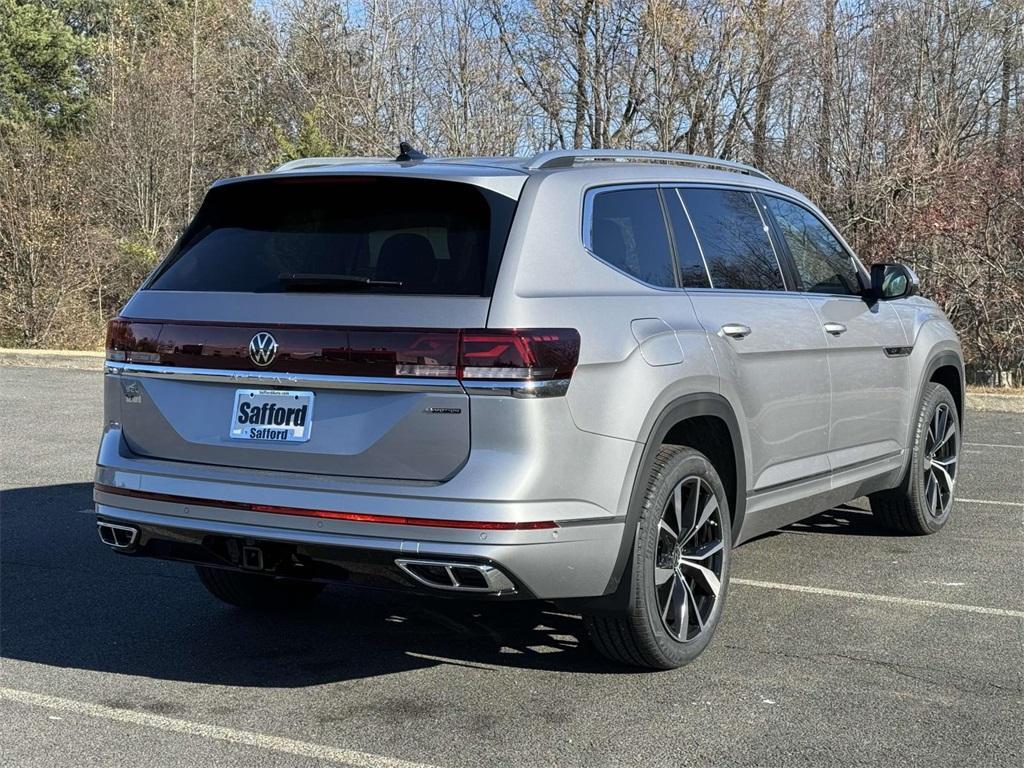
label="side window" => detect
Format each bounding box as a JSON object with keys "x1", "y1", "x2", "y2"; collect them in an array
[
  {"x1": 680, "y1": 189, "x2": 784, "y2": 291},
  {"x1": 765, "y1": 196, "x2": 860, "y2": 295},
  {"x1": 587, "y1": 188, "x2": 676, "y2": 288}
]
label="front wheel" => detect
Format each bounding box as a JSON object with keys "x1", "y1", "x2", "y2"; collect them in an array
[
  {"x1": 585, "y1": 446, "x2": 731, "y2": 669},
  {"x1": 870, "y1": 382, "x2": 961, "y2": 534}
]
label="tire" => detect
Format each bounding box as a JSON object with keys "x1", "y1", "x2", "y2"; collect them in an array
[
  {"x1": 195, "y1": 565, "x2": 324, "y2": 610},
  {"x1": 870, "y1": 382, "x2": 960, "y2": 535},
  {"x1": 584, "y1": 446, "x2": 732, "y2": 670}
]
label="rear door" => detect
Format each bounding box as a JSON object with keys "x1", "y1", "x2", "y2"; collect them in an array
[
  {"x1": 761, "y1": 194, "x2": 911, "y2": 472},
  {"x1": 110, "y1": 174, "x2": 519, "y2": 481},
  {"x1": 666, "y1": 186, "x2": 832, "y2": 492}
]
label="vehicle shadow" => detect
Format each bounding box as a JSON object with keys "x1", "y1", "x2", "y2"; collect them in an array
[
  {"x1": 1, "y1": 483, "x2": 624, "y2": 689},
  {"x1": 781, "y1": 503, "x2": 897, "y2": 537},
  {"x1": 3, "y1": 484, "x2": 904, "y2": 688}
]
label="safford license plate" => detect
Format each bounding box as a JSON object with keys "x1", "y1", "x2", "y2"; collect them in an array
[{"x1": 229, "y1": 389, "x2": 314, "y2": 442}]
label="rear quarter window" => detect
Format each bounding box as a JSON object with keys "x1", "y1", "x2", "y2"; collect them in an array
[
  {"x1": 148, "y1": 177, "x2": 515, "y2": 295},
  {"x1": 586, "y1": 187, "x2": 676, "y2": 288}
]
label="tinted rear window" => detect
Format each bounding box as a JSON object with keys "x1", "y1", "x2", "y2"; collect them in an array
[{"x1": 148, "y1": 177, "x2": 516, "y2": 295}]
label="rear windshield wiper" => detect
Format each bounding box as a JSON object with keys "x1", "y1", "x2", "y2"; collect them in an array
[{"x1": 278, "y1": 273, "x2": 404, "y2": 291}]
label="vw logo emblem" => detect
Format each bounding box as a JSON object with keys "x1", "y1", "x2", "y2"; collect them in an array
[{"x1": 249, "y1": 332, "x2": 278, "y2": 367}]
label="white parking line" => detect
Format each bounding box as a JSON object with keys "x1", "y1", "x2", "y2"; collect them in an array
[
  {"x1": 956, "y1": 497, "x2": 1024, "y2": 508},
  {"x1": 0, "y1": 687, "x2": 438, "y2": 768},
  {"x1": 964, "y1": 442, "x2": 1023, "y2": 450},
  {"x1": 731, "y1": 579, "x2": 1024, "y2": 619}
]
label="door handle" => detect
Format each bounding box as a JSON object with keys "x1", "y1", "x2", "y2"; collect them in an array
[
  {"x1": 823, "y1": 322, "x2": 848, "y2": 336},
  {"x1": 720, "y1": 324, "x2": 752, "y2": 339}
]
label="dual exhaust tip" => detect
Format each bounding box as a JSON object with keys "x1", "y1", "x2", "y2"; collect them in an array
[
  {"x1": 96, "y1": 521, "x2": 138, "y2": 550},
  {"x1": 396, "y1": 559, "x2": 516, "y2": 594}
]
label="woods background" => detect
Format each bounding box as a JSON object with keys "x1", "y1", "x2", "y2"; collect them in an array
[{"x1": 1, "y1": 0, "x2": 1022, "y2": 384}]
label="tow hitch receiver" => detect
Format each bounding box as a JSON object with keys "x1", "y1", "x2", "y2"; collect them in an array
[{"x1": 241, "y1": 545, "x2": 264, "y2": 571}]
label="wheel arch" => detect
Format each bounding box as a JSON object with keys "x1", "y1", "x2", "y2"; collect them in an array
[
  {"x1": 571, "y1": 393, "x2": 746, "y2": 614},
  {"x1": 894, "y1": 349, "x2": 965, "y2": 485},
  {"x1": 928, "y1": 358, "x2": 964, "y2": 427}
]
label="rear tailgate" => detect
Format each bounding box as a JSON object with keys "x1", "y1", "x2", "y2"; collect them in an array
[{"x1": 108, "y1": 173, "x2": 521, "y2": 481}]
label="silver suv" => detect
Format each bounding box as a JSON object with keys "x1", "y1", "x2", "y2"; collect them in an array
[{"x1": 94, "y1": 149, "x2": 964, "y2": 669}]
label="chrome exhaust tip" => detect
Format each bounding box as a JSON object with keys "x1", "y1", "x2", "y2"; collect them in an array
[
  {"x1": 395, "y1": 559, "x2": 516, "y2": 594},
  {"x1": 97, "y1": 520, "x2": 139, "y2": 550}
]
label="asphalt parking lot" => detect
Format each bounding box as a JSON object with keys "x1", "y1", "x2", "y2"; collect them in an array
[{"x1": 1, "y1": 365, "x2": 1021, "y2": 768}]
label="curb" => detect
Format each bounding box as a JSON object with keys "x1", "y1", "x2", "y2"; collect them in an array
[
  {"x1": 0, "y1": 348, "x2": 104, "y2": 371},
  {"x1": 966, "y1": 392, "x2": 1024, "y2": 414}
]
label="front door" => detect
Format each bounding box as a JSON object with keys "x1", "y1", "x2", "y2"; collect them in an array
[{"x1": 761, "y1": 194, "x2": 911, "y2": 474}]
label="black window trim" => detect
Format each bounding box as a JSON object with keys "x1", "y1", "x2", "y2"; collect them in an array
[{"x1": 756, "y1": 191, "x2": 870, "y2": 298}]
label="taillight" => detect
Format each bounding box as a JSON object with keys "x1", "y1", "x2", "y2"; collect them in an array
[
  {"x1": 105, "y1": 317, "x2": 161, "y2": 363},
  {"x1": 105, "y1": 319, "x2": 580, "y2": 393},
  {"x1": 458, "y1": 329, "x2": 580, "y2": 381}
]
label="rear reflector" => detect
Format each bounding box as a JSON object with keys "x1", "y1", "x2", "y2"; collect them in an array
[
  {"x1": 106, "y1": 318, "x2": 580, "y2": 384},
  {"x1": 94, "y1": 484, "x2": 559, "y2": 530}
]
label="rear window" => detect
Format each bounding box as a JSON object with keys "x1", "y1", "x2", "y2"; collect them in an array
[{"x1": 148, "y1": 177, "x2": 516, "y2": 295}]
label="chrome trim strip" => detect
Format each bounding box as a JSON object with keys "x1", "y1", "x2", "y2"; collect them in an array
[
  {"x1": 462, "y1": 379, "x2": 570, "y2": 398},
  {"x1": 105, "y1": 361, "x2": 464, "y2": 393}
]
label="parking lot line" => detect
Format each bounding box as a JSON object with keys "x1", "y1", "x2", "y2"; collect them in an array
[
  {"x1": 964, "y1": 442, "x2": 1023, "y2": 450},
  {"x1": 955, "y1": 497, "x2": 1024, "y2": 508},
  {"x1": 731, "y1": 579, "x2": 1024, "y2": 618},
  {"x1": 0, "y1": 687, "x2": 438, "y2": 768}
]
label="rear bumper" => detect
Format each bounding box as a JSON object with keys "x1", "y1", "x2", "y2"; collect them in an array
[
  {"x1": 94, "y1": 409, "x2": 638, "y2": 599},
  {"x1": 94, "y1": 496, "x2": 624, "y2": 601}
]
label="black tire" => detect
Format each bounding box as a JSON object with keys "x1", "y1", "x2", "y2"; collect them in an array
[
  {"x1": 584, "y1": 446, "x2": 732, "y2": 670},
  {"x1": 870, "y1": 382, "x2": 960, "y2": 535},
  {"x1": 195, "y1": 565, "x2": 324, "y2": 610}
]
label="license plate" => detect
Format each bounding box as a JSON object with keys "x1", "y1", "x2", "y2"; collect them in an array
[{"x1": 229, "y1": 389, "x2": 315, "y2": 442}]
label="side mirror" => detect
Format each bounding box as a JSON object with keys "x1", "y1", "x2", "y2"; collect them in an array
[{"x1": 869, "y1": 263, "x2": 920, "y2": 301}]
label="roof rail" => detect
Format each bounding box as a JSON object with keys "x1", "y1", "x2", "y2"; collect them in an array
[
  {"x1": 525, "y1": 149, "x2": 772, "y2": 181},
  {"x1": 273, "y1": 156, "x2": 389, "y2": 173}
]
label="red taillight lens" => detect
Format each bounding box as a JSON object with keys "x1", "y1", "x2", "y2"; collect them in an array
[
  {"x1": 105, "y1": 319, "x2": 580, "y2": 387},
  {"x1": 105, "y1": 317, "x2": 162, "y2": 363},
  {"x1": 95, "y1": 485, "x2": 558, "y2": 530},
  {"x1": 458, "y1": 329, "x2": 580, "y2": 381}
]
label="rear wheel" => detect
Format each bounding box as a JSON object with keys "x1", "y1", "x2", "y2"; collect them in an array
[
  {"x1": 585, "y1": 446, "x2": 731, "y2": 669},
  {"x1": 195, "y1": 565, "x2": 324, "y2": 610},
  {"x1": 870, "y1": 382, "x2": 960, "y2": 534}
]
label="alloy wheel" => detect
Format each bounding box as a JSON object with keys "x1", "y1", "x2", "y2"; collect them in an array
[
  {"x1": 923, "y1": 402, "x2": 958, "y2": 519},
  {"x1": 654, "y1": 475, "x2": 725, "y2": 642}
]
